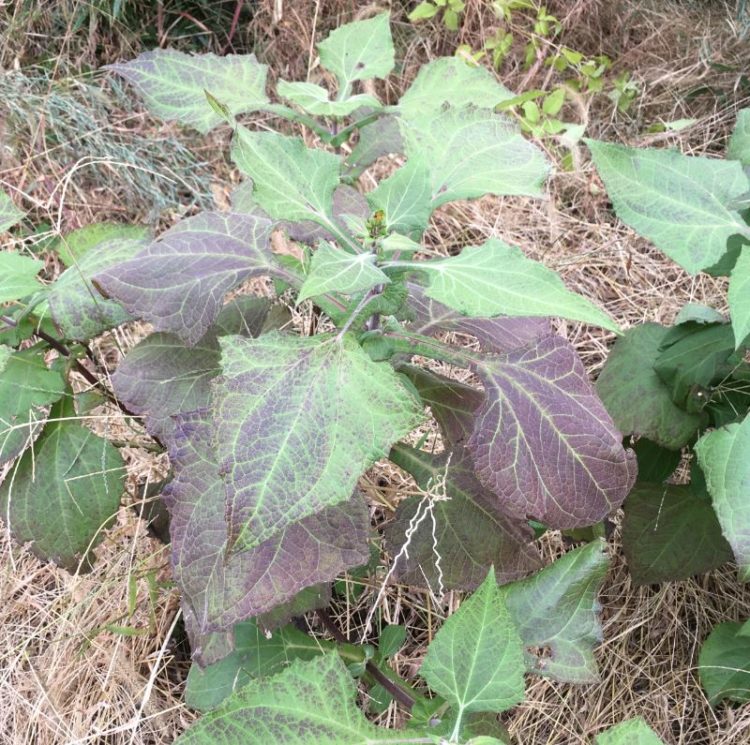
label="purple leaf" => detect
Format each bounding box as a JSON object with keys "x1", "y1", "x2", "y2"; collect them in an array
[
  {"x1": 468, "y1": 334, "x2": 637, "y2": 528},
  {"x1": 386, "y1": 444, "x2": 541, "y2": 590},
  {"x1": 398, "y1": 364, "x2": 483, "y2": 446},
  {"x1": 164, "y1": 410, "x2": 370, "y2": 665},
  {"x1": 94, "y1": 212, "x2": 276, "y2": 346},
  {"x1": 407, "y1": 283, "x2": 552, "y2": 353}
]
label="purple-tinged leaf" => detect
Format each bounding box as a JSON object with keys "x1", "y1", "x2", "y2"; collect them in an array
[
  {"x1": 386, "y1": 444, "x2": 540, "y2": 590},
  {"x1": 468, "y1": 334, "x2": 637, "y2": 529},
  {"x1": 107, "y1": 50, "x2": 269, "y2": 133},
  {"x1": 48, "y1": 234, "x2": 149, "y2": 341},
  {"x1": 94, "y1": 212, "x2": 275, "y2": 346},
  {"x1": 112, "y1": 333, "x2": 220, "y2": 441},
  {"x1": 407, "y1": 283, "x2": 552, "y2": 354},
  {"x1": 111, "y1": 298, "x2": 276, "y2": 441},
  {"x1": 164, "y1": 410, "x2": 370, "y2": 665},
  {"x1": 399, "y1": 364, "x2": 483, "y2": 446},
  {"x1": 214, "y1": 332, "x2": 423, "y2": 552}
]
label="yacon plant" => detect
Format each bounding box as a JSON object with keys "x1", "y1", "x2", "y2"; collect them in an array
[
  {"x1": 587, "y1": 109, "x2": 750, "y2": 706},
  {"x1": 1, "y1": 13, "x2": 640, "y2": 741}
]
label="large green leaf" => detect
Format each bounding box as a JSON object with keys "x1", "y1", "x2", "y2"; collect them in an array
[
  {"x1": 185, "y1": 620, "x2": 347, "y2": 711},
  {"x1": 398, "y1": 57, "x2": 515, "y2": 122},
  {"x1": 699, "y1": 622, "x2": 750, "y2": 705},
  {"x1": 0, "y1": 253, "x2": 43, "y2": 304},
  {"x1": 108, "y1": 50, "x2": 269, "y2": 133},
  {"x1": 586, "y1": 139, "x2": 750, "y2": 274},
  {"x1": 653, "y1": 322, "x2": 736, "y2": 408},
  {"x1": 0, "y1": 190, "x2": 24, "y2": 232},
  {"x1": 47, "y1": 233, "x2": 149, "y2": 341},
  {"x1": 695, "y1": 415, "x2": 750, "y2": 580},
  {"x1": 420, "y1": 568, "x2": 525, "y2": 719},
  {"x1": 231, "y1": 128, "x2": 341, "y2": 226},
  {"x1": 404, "y1": 107, "x2": 550, "y2": 207},
  {"x1": 0, "y1": 347, "x2": 66, "y2": 464},
  {"x1": 728, "y1": 109, "x2": 750, "y2": 167},
  {"x1": 596, "y1": 323, "x2": 703, "y2": 449},
  {"x1": 176, "y1": 653, "x2": 420, "y2": 744},
  {"x1": 277, "y1": 80, "x2": 380, "y2": 117},
  {"x1": 501, "y1": 541, "x2": 610, "y2": 682},
  {"x1": 366, "y1": 158, "x2": 433, "y2": 238},
  {"x1": 0, "y1": 400, "x2": 124, "y2": 570},
  {"x1": 386, "y1": 444, "x2": 541, "y2": 591},
  {"x1": 594, "y1": 718, "x2": 665, "y2": 745},
  {"x1": 214, "y1": 332, "x2": 423, "y2": 552},
  {"x1": 297, "y1": 242, "x2": 389, "y2": 304},
  {"x1": 622, "y1": 484, "x2": 732, "y2": 585},
  {"x1": 317, "y1": 13, "x2": 394, "y2": 93},
  {"x1": 394, "y1": 239, "x2": 617, "y2": 331},
  {"x1": 729, "y1": 246, "x2": 750, "y2": 348}
]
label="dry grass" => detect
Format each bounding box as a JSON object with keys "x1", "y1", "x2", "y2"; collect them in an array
[{"x1": 2, "y1": 0, "x2": 750, "y2": 743}]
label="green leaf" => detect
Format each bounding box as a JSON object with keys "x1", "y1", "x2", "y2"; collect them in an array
[
  {"x1": 297, "y1": 242, "x2": 389, "y2": 304},
  {"x1": 404, "y1": 107, "x2": 550, "y2": 207},
  {"x1": 728, "y1": 109, "x2": 750, "y2": 167},
  {"x1": 409, "y1": 1, "x2": 440, "y2": 21},
  {"x1": 397, "y1": 239, "x2": 617, "y2": 331},
  {"x1": 674, "y1": 302, "x2": 725, "y2": 326},
  {"x1": 344, "y1": 114, "x2": 403, "y2": 177},
  {"x1": 398, "y1": 57, "x2": 515, "y2": 122},
  {"x1": 231, "y1": 128, "x2": 341, "y2": 225},
  {"x1": 177, "y1": 653, "x2": 421, "y2": 744},
  {"x1": 47, "y1": 233, "x2": 149, "y2": 341},
  {"x1": 586, "y1": 139, "x2": 750, "y2": 274},
  {"x1": 377, "y1": 625, "x2": 406, "y2": 659},
  {"x1": 594, "y1": 718, "x2": 665, "y2": 745},
  {"x1": 699, "y1": 622, "x2": 750, "y2": 705},
  {"x1": 108, "y1": 50, "x2": 269, "y2": 133},
  {"x1": 0, "y1": 400, "x2": 124, "y2": 570},
  {"x1": 366, "y1": 158, "x2": 433, "y2": 238},
  {"x1": 215, "y1": 332, "x2": 424, "y2": 552},
  {"x1": 653, "y1": 322, "x2": 736, "y2": 408},
  {"x1": 596, "y1": 323, "x2": 704, "y2": 449},
  {"x1": 0, "y1": 190, "x2": 24, "y2": 231},
  {"x1": 54, "y1": 223, "x2": 149, "y2": 267},
  {"x1": 185, "y1": 620, "x2": 345, "y2": 711},
  {"x1": 695, "y1": 415, "x2": 750, "y2": 580},
  {"x1": 729, "y1": 246, "x2": 750, "y2": 348},
  {"x1": 542, "y1": 88, "x2": 565, "y2": 116},
  {"x1": 420, "y1": 568, "x2": 525, "y2": 718},
  {"x1": 622, "y1": 484, "x2": 732, "y2": 585},
  {"x1": 0, "y1": 347, "x2": 66, "y2": 464},
  {"x1": 277, "y1": 80, "x2": 381, "y2": 117},
  {"x1": 632, "y1": 438, "x2": 681, "y2": 483},
  {"x1": 501, "y1": 540, "x2": 609, "y2": 682},
  {"x1": 317, "y1": 13, "x2": 395, "y2": 92},
  {"x1": 0, "y1": 253, "x2": 44, "y2": 304}
]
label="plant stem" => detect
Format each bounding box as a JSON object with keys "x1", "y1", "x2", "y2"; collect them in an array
[
  {"x1": 329, "y1": 107, "x2": 397, "y2": 148},
  {"x1": 266, "y1": 103, "x2": 332, "y2": 142},
  {"x1": 335, "y1": 287, "x2": 380, "y2": 340},
  {"x1": 317, "y1": 608, "x2": 418, "y2": 711},
  {"x1": 365, "y1": 326, "x2": 478, "y2": 368}
]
